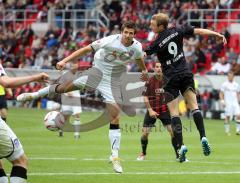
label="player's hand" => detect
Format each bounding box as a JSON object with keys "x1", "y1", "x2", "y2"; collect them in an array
[
  {"x1": 56, "y1": 60, "x2": 67, "y2": 70},
  {"x1": 220, "y1": 99, "x2": 225, "y2": 107},
  {"x1": 143, "y1": 52, "x2": 147, "y2": 58},
  {"x1": 140, "y1": 70, "x2": 149, "y2": 82},
  {"x1": 6, "y1": 88, "x2": 13, "y2": 97},
  {"x1": 149, "y1": 109, "x2": 159, "y2": 119},
  {"x1": 217, "y1": 34, "x2": 227, "y2": 45},
  {"x1": 34, "y1": 72, "x2": 49, "y2": 83}
]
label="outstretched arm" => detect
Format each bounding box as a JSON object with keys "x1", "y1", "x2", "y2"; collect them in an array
[
  {"x1": 56, "y1": 45, "x2": 93, "y2": 70},
  {"x1": 0, "y1": 73, "x2": 49, "y2": 88},
  {"x1": 136, "y1": 57, "x2": 149, "y2": 81},
  {"x1": 194, "y1": 28, "x2": 227, "y2": 45},
  {"x1": 136, "y1": 57, "x2": 147, "y2": 71}
]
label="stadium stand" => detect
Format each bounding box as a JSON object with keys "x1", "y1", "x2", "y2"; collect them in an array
[{"x1": 0, "y1": 0, "x2": 239, "y2": 113}]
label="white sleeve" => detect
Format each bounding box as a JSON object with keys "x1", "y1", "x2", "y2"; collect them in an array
[
  {"x1": 220, "y1": 83, "x2": 225, "y2": 92},
  {"x1": 211, "y1": 63, "x2": 218, "y2": 71},
  {"x1": 90, "y1": 35, "x2": 117, "y2": 52},
  {"x1": 0, "y1": 64, "x2": 6, "y2": 76},
  {"x1": 134, "y1": 43, "x2": 144, "y2": 60},
  {"x1": 237, "y1": 83, "x2": 240, "y2": 93}
]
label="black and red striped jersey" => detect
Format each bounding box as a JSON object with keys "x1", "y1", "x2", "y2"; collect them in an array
[{"x1": 142, "y1": 75, "x2": 168, "y2": 114}]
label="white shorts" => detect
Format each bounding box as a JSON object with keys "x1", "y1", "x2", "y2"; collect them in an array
[
  {"x1": 0, "y1": 118, "x2": 24, "y2": 161},
  {"x1": 225, "y1": 103, "x2": 240, "y2": 117},
  {"x1": 73, "y1": 67, "x2": 122, "y2": 103},
  {"x1": 61, "y1": 105, "x2": 82, "y2": 115}
]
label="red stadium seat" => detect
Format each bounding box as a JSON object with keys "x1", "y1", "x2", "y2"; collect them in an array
[
  {"x1": 229, "y1": 34, "x2": 240, "y2": 51},
  {"x1": 205, "y1": 53, "x2": 212, "y2": 70}
]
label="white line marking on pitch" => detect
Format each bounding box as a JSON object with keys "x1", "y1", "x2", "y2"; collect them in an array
[
  {"x1": 29, "y1": 158, "x2": 77, "y2": 160},
  {"x1": 27, "y1": 157, "x2": 240, "y2": 165},
  {"x1": 28, "y1": 171, "x2": 240, "y2": 176},
  {"x1": 82, "y1": 158, "x2": 239, "y2": 165}
]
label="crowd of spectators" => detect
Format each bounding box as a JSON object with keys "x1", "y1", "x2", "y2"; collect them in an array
[
  {"x1": 0, "y1": 0, "x2": 239, "y2": 74},
  {"x1": 0, "y1": 0, "x2": 240, "y2": 107}
]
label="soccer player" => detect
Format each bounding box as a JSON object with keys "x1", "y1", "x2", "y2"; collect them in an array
[
  {"x1": 219, "y1": 71, "x2": 240, "y2": 136},
  {"x1": 59, "y1": 90, "x2": 82, "y2": 139},
  {"x1": 58, "y1": 63, "x2": 82, "y2": 139},
  {"x1": 145, "y1": 13, "x2": 227, "y2": 162},
  {"x1": 0, "y1": 63, "x2": 49, "y2": 183},
  {"x1": 17, "y1": 21, "x2": 148, "y2": 173},
  {"x1": 137, "y1": 62, "x2": 180, "y2": 161}
]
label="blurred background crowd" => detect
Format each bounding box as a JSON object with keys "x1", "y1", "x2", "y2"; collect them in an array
[{"x1": 0, "y1": 0, "x2": 239, "y2": 114}]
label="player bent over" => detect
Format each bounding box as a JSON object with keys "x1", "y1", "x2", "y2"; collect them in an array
[{"x1": 0, "y1": 63, "x2": 49, "y2": 183}]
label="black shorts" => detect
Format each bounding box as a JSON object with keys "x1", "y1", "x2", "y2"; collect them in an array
[
  {"x1": 0, "y1": 95, "x2": 7, "y2": 109},
  {"x1": 164, "y1": 73, "x2": 195, "y2": 100},
  {"x1": 143, "y1": 111, "x2": 171, "y2": 127}
]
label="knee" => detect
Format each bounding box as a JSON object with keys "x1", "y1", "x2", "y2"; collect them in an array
[
  {"x1": 142, "y1": 128, "x2": 150, "y2": 138},
  {"x1": 11, "y1": 154, "x2": 28, "y2": 169},
  {"x1": 56, "y1": 84, "x2": 65, "y2": 93},
  {"x1": 166, "y1": 125, "x2": 173, "y2": 134},
  {"x1": 1, "y1": 111, "x2": 7, "y2": 117},
  {"x1": 236, "y1": 116, "x2": 240, "y2": 122},
  {"x1": 168, "y1": 104, "x2": 179, "y2": 116},
  {"x1": 0, "y1": 160, "x2": 3, "y2": 169},
  {"x1": 110, "y1": 114, "x2": 120, "y2": 124},
  {"x1": 188, "y1": 102, "x2": 198, "y2": 111},
  {"x1": 142, "y1": 132, "x2": 149, "y2": 139},
  {"x1": 168, "y1": 129, "x2": 174, "y2": 138}
]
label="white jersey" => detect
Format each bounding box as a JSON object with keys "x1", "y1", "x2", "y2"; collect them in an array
[
  {"x1": 0, "y1": 64, "x2": 24, "y2": 161},
  {"x1": 0, "y1": 63, "x2": 6, "y2": 76},
  {"x1": 67, "y1": 90, "x2": 81, "y2": 97},
  {"x1": 90, "y1": 34, "x2": 143, "y2": 77},
  {"x1": 220, "y1": 80, "x2": 240, "y2": 105}
]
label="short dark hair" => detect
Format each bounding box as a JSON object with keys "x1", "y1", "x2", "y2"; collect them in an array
[
  {"x1": 152, "y1": 13, "x2": 169, "y2": 28},
  {"x1": 121, "y1": 21, "x2": 137, "y2": 34}
]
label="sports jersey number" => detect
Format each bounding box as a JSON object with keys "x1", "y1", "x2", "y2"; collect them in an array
[{"x1": 168, "y1": 42, "x2": 178, "y2": 58}]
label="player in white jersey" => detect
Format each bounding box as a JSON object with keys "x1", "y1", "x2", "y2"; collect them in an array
[
  {"x1": 17, "y1": 21, "x2": 148, "y2": 173},
  {"x1": 219, "y1": 71, "x2": 240, "y2": 135},
  {"x1": 0, "y1": 63, "x2": 49, "y2": 183},
  {"x1": 57, "y1": 63, "x2": 82, "y2": 139},
  {"x1": 60, "y1": 90, "x2": 82, "y2": 139}
]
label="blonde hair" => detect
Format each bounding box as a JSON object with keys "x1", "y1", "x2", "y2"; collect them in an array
[{"x1": 152, "y1": 13, "x2": 169, "y2": 28}]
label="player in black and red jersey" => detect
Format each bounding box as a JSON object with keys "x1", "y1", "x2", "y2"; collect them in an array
[
  {"x1": 137, "y1": 62, "x2": 180, "y2": 161},
  {"x1": 145, "y1": 13, "x2": 227, "y2": 162}
]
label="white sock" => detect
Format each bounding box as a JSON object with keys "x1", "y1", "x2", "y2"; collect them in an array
[
  {"x1": 0, "y1": 176, "x2": 8, "y2": 183},
  {"x1": 36, "y1": 86, "x2": 50, "y2": 98},
  {"x1": 10, "y1": 177, "x2": 26, "y2": 183},
  {"x1": 109, "y1": 129, "x2": 121, "y2": 158},
  {"x1": 224, "y1": 123, "x2": 230, "y2": 133},
  {"x1": 73, "y1": 118, "x2": 80, "y2": 137},
  {"x1": 236, "y1": 121, "x2": 240, "y2": 132}
]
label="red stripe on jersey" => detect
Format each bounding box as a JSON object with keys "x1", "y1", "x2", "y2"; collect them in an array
[{"x1": 144, "y1": 76, "x2": 169, "y2": 115}]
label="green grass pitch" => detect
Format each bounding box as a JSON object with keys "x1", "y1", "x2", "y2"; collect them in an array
[{"x1": 2, "y1": 107, "x2": 240, "y2": 183}]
